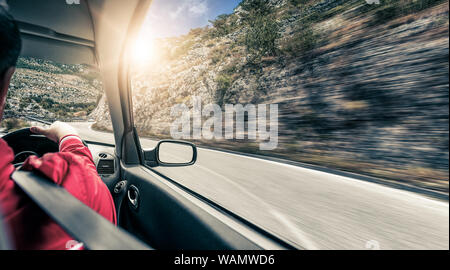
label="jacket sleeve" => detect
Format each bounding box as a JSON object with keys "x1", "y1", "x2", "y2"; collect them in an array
[
  {"x1": 21, "y1": 135, "x2": 96, "y2": 186},
  {"x1": 20, "y1": 135, "x2": 117, "y2": 224},
  {"x1": 0, "y1": 139, "x2": 18, "y2": 217},
  {"x1": 0, "y1": 136, "x2": 116, "y2": 250},
  {"x1": 58, "y1": 135, "x2": 95, "y2": 163}
]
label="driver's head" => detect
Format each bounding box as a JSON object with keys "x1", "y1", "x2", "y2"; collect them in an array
[{"x1": 0, "y1": 5, "x2": 21, "y2": 120}]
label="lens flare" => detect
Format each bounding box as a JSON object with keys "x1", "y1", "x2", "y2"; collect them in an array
[{"x1": 131, "y1": 36, "x2": 156, "y2": 65}]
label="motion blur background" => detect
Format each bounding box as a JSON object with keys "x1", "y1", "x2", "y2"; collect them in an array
[
  {"x1": 5, "y1": 0, "x2": 448, "y2": 192},
  {"x1": 1, "y1": 0, "x2": 448, "y2": 249}
]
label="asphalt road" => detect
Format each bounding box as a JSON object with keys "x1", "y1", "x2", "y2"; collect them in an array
[{"x1": 71, "y1": 122, "x2": 449, "y2": 250}]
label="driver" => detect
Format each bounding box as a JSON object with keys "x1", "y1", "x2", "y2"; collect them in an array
[{"x1": 0, "y1": 6, "x2": 116, "y2": 249}]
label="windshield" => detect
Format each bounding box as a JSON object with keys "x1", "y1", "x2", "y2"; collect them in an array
[{"x1": 1, "y1": 56, "x2": 113, "y2": 143}]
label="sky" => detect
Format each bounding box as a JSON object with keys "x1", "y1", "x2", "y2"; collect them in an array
[{"x1": 139, "y1": 0, "x2": 242, "y2": 39}]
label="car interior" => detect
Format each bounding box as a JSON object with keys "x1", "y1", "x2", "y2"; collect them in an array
[{"x1": 0, "y1": 0, "x2": 297, "y2": 250}]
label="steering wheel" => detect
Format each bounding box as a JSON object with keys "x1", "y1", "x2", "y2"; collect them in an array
[{"x1": 2, "y1": 128, "x2": 59, "y2": 166}]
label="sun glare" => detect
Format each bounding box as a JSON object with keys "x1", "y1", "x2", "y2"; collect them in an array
[{"x1": 132, "y1": 36, "x2": 156, "y2": 65}]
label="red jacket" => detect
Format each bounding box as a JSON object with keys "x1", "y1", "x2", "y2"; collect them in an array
[{"x1": 0, "y1": 135, "x2": 116, "y2": 250}]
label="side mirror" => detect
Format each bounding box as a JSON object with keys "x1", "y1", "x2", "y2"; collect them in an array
[{"x1": 143, "y1": 140, "x2": 197, "y2": 168}]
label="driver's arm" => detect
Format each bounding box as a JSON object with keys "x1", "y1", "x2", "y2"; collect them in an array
[
  {"x1": 27, "y1": 122, "x2": 99, "y2": 184},
  {"x1": 0, "y1": 122, "x2": 116, "y2": 250},
  {"x1": 30, "y1": 122, "x2": 95, "y2": 163},
  {"x1": 26, "y1": 122, "x2": 116, "y2": 219}
]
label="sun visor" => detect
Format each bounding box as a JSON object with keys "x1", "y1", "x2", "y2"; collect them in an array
[{"x1": 5, "y1": 0, "x2": 97, "y2": 66}]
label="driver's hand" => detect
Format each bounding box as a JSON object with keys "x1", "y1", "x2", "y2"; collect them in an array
[{"x1": 30, "y1": 121, "x2": 79, "y2": 143}]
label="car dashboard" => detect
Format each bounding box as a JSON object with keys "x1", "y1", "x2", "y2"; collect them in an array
[{"x1": 87, "y1": 143, "x2": 120, "y2": 191}]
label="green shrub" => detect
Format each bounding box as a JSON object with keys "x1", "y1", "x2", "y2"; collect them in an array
[
  {"x1": 281, "y1": 23, "x2": 318, "y2": 57},
  {"x1": 239, "y1": 0, "x2": 281, "y2": 62},
  {"x1": 209, "y1": 14, "x2": 239, "y2": 38},
  {"x1": 215, "y1": 74, "x2": 233, "y2": 106},
  {"x1": 240, "y1": 0, "x2": 273, "y2": 18},
  {"x1": 244, "y1": 16, "x2": 280, "y2": 61}
]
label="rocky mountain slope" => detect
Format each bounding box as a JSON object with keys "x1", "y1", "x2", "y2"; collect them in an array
[
  {"x1": 5, "y1": 57, "x2": 102, "y2": 120},
  {"x1": 91, "y1": 0, "x2": 449, "y2": 191}
]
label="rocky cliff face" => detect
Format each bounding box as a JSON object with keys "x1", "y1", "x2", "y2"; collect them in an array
[
  {"x1": 7, "y1": 57, "x2": 102, "y2": 120},
  {"x1": 91, "y1": 0, "x2": 449, "y2": 191}
]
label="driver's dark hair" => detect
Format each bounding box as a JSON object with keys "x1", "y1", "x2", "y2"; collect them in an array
[{"x1": 0, "y1": 6, "x2": 21, "y2": 77}]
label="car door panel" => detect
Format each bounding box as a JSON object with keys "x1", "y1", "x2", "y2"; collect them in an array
[{"x1": 118, "y1": 165, "x2": 288, "y2": 250}]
